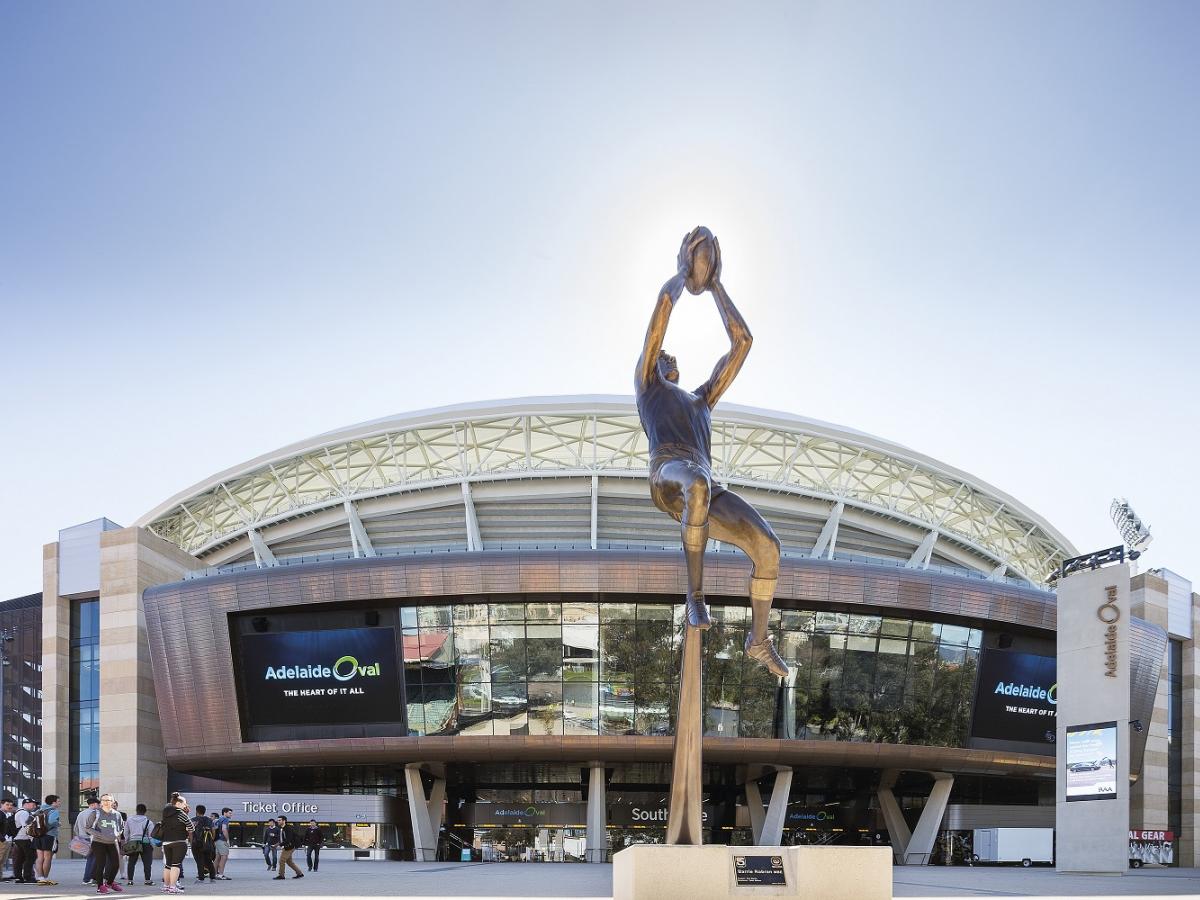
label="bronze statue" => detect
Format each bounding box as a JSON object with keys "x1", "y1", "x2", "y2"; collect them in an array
[{"x1": 635, "y1": 226, "x2": 789, "y2": 679}]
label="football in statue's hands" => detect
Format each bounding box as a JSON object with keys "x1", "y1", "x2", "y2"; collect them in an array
[{"x1": 684, "y1": 226, "x2": 716, "y2": 295}]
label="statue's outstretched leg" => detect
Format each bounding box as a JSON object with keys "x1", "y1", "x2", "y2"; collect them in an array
[{"x1": 709, "y1": 490, "x2": 789, "y2": 677}]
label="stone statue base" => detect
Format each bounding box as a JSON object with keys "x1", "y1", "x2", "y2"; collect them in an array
[{"x1": 613, "y1": 844, "x2": 893, "y2": 900}]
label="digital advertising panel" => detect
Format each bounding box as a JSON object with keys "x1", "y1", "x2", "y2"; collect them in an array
[
  {"x1": 970, "y1": 649, "x2": 1057, "y2": 746},
  {"x1": 1065, "y1": 721, "x2": 1118, "y2": 801},
  {"x1": 237, "y1": 626, "x2": 404, "y2": 728}
]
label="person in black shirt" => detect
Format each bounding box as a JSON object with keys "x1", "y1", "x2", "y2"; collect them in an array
[
  {"x1": 189, "y1": 804, "x2": 217, "y2": 883},
  {"x1": 303, "y1": 821, "x2": 324, "y2": 872},
  {"x1": 159, "y1": 793, "x2": 194, "y2": 895},
  {"x1": 272, "y1": 816, "x2": 303, "y2": 880},
  {"x1": 0, "y1": 799, "x2": 17, "y2": 882},
  {"x1": 261, "y1": 818, "x2": 280, "y2": 870}
]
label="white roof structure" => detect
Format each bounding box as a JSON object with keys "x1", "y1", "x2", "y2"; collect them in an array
[{"x1": 138, "y1": 396, "x2": 1075, "y2": 586}]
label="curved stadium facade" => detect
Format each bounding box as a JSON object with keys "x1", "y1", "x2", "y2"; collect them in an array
[{"x1": 35, "y1": 396, "x2": 1181, "y2": 864}]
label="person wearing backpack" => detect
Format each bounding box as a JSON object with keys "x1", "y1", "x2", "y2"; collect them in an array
[
  {"x1": 30, "y1": 794, "x2": 61, "y2": 886},
  {"x1": 189, "y1": 804, "x2": 217, "y2": 883},
  {"x1": 121, "y1": 804, "x2": 155, "y2": 887},
  {"x1": 271, "y1": 816, "x2": 304, "y2": 880},
  {"x1": 11, "y1": 798, "x2": 37, "y2": 884},
  {"x1": 84, "y1": 793, "x2": 125, "y2": 894}
]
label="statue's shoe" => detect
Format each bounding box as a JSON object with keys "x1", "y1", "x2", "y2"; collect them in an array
[
  {"x1": 745, "y1": 634, "x2": 789, "y2": 678},
  {"x1": 686, "y1": 592, "x2": 712, "y2": 630}
]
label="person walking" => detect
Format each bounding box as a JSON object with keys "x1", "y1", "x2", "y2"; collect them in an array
[
  {"x1": 272, "y1": 816, "x2": 303, "y2": 880},
  {"x1": 122, "y1": 803, "x2": 155, "y2": 886},
  {"x1": 303, "y1": 820, "x2": 323, "y2": 872},
  {"x1": 212, "y1": 807, "x2": 232, "y2": 880},
  {"x1": 75, "y1": 796, "x2": 100, "y2": 884},
  {"x1": 159, "y1": 793, "x2": 194, "y2": 895},
  {"x1": 31, "y1": 794, "x2": 61, "y2": 886},
  {"x1": 261, "y1": 818, "x2": 279, "y2": 870},
  {"x1": 84, "y1": 793, "x2": 125, "y2": 894},
  {"x1": 11, "y1": 798, "x2": 37, "y2": 884},
  {"x1": 189, "y1": 804, "x2": 217, "y2": 883},
  {"x1": 0, "y1": 798, "x2": 17, "y2": 882}
]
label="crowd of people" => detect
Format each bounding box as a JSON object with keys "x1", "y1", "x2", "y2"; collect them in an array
[{"x1": 0, "y1": 793, "x2": 327, "y2": 894}]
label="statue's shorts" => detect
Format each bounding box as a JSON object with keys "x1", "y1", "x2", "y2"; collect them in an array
[{"x1": 648, "y1": 443, "x2": 727, "y2": 520}]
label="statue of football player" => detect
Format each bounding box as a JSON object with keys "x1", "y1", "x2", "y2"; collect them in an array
[{"x1": 634, "y1": 227, "x2": 789, "y2": 678}]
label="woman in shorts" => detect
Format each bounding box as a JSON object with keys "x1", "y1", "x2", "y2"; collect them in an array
[{"x1": 158, "y1": 794, "x2": 194, "y2": 895}]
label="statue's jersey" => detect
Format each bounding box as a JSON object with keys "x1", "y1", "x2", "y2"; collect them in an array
[{"x1": 635, "y1": 373, "x2": 713, "y2": 467}]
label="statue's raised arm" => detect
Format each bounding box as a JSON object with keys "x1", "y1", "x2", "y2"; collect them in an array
[
  {"x1": 694, "y1": 237, "x2": 752, "y2": 408},
  {"x1": 634, "y1": 230, "x2": 700, "y2": 392}
]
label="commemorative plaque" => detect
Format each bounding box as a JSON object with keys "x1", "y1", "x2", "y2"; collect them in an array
[{"x1": 732, "y1": 854, "x2": 787, "y2": 886}]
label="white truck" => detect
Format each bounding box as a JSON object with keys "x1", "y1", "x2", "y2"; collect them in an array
[{"x1": 971, "y1": 828, "x2": 1054, "y2": 867}]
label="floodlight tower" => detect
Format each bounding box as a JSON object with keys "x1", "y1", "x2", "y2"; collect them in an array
[{"x1": 1110, "y1": 498, "x2": 1153, "y2": 572}]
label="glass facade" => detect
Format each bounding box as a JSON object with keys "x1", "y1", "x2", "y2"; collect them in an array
[
  {"x1": 0, "y1": 594, "x2": 42, "y2": 803},
  {"x1": 402, "y1": 596, "x2": 982, "y2": 748},
  {"x1": 69, "y1": 598, "x2": 100, "y2": 820},
  {"x1": 1168, "y1": 638, "x2": 1182, "y2": 843}
]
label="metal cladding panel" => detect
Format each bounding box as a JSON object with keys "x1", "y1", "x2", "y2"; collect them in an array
[
  {"x1": 142, "y1": 550, "x2": 1057, "y2": 770},
  {"x1": 943, "y1": 804, "x2": 1055, "y2": 830},
  {"x1": 1129, "y1": 615, "x2": 1169, "y2": 775}
]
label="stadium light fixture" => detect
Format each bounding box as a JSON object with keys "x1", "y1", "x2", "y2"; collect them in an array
[{"x1": 1110, "y1": 498, "x2": 1153, "y2": 558}]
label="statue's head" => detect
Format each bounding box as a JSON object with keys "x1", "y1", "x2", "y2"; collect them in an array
[{"x1": 657, "y1": 350, "x2": 679, "y2": 383}]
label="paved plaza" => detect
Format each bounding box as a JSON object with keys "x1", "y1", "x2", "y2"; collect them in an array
[{"x1": 3, "y1": 859, "x2": 1200, "y2": 899}]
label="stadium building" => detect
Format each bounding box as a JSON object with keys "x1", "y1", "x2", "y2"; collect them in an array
[{"x1": 12, "y1": 396, "x2": 1199, "y2": 864}]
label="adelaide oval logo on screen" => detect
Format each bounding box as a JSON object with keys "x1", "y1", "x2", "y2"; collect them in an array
[{"x1": 263, "y1": 655, "x2": 383, "y2": 681}]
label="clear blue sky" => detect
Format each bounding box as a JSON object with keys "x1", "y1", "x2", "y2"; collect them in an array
[{"x1": 1, "y1": 1, "x2": 1197, "y2": 599}]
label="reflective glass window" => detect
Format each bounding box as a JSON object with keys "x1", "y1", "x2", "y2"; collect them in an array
[
  {"x1": 526, "y1": 625, "x2": 563, "y2": 679},
  {"x1": 939, "y1": 625, "x2": 971, "y2": 647},
  {"x1": 563, "y1": 682, "x2": 599, "y2": 735},
  {"x1": 781, "y1": 609, "x2": 814, "y2": 631},
  {"x1": 489, "y1": 625, "x2": 526, "y2": 682},
  {"x1": 634, "y1": 682, "x2": 673, "y2": 735},
  {"x1": 600, "y1": 603, "x2": 637, "y2": 622},
  {"x1": 562, "y1": 624, "x2": 599, "y2": 681},
  {"x1": 599, "y1": 682, "x2": 634, "y2": 734},
  {"x1": 848, "y1": 614, "x2": 881, "y2": 635},
  {"x1": 815, "y1": 612, "x2": 848, "y2": 633},
  {"x1": 527, "y1": 681, "x2": 563, "y2": 735},
  {"x1": 525, "y1": 601, "x2": 562, "y2": 622},
  {"x1": 452, "y1": 603, "x2": 489, "y2": 625},
  {"x1": 453, "y1": 627, "x2": 489, "y2": 676},
  {"x1": 489, "y1": 603, "x2": 526, "y2": 623},
  {"x1": 563, "y1": 601, "x2": 600, "y2": 624},
  {"x1": 880, "y1": 618, "x2": 912, "y2": 638},
  {"x1": 599, "y1": 624, "x2": 635, "y2": 684}
]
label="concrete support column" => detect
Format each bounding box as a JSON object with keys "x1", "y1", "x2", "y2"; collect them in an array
[
  {"x1": 1181, "y1": 596, "x2": 1200, "y2": 867},
  {"x1": 40, "y1": 544, "x2": 69, "y2": 811},
  {"x1": 586, "y1": 764, "x2": 607, "y2": 862},
  {"x1": 404, "y1": 765, "x2": 446, "y2": 862},
  {"x1": 876, "y1": 769, "x2": 953, "y2": 865},
  {"x1": 745, "y1": 768, "x2": 792, "y2": 846},
  {"x1": 97, "y1": 528, "x2": 202, "y2": 811},
  {"x1": 906, "y1": 773, "x2": 953, "y2": 865}
]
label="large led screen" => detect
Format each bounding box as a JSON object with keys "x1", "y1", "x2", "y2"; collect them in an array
[
  {"x1": 970, "y1": 649, "x2": 1057, "y2": 746},
  {"x1": 1065, "y1": 722, "x2": 1118, "y2": 801},
  {"x1": 237, "y1": 627, "x2": 403, "y2": 728}
]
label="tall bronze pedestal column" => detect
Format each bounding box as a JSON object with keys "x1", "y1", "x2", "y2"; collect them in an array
[{"x1": 665, "y1": 625, "x2": 704, "y2": 845}]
